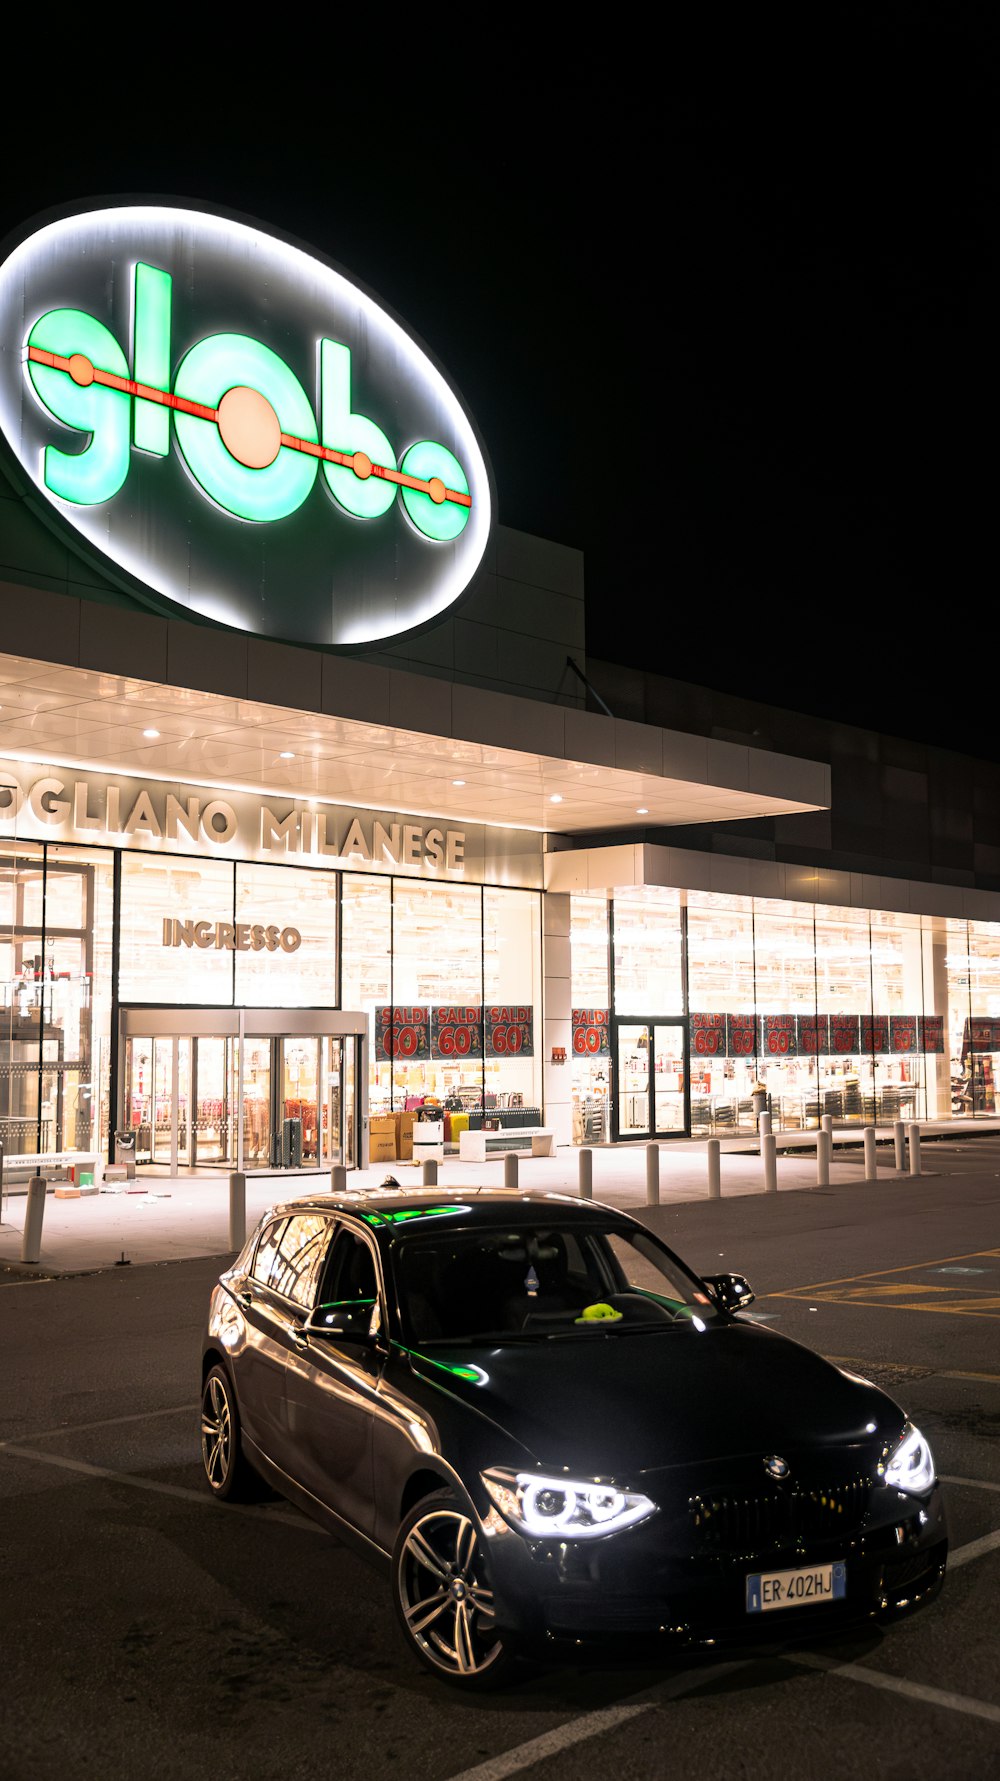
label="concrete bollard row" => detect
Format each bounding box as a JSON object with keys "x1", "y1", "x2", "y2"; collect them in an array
[
  {"x1": 908, "y1": 1123, "x2": 922, "y2": 1177},
  {"x1": 707, "y1": 1138, "x2": 721, "y2": 1200},
  {"x1": 229, "y1": 1171, "x2": 246, "y2": 1252},
  {"x1": 422, "y1": 1159, "x2": 438, "y2": 1186},
  {"x1": 816, "y1": 1128, "x2": 831, "y2": 1188},
  {"x1": 646, "y1": 1143, "x2": 660, "y2": 1206},
  {"x1": 893, "y1": 1120, "x2": 906, "y2": 1171},
  {"x1": 504, "y1": 1152, "x2": 519, "y2": 1190},
  {"x1": 863, "y1": 1125, "x2": 878, "y2": 1179},
  {"x1": 330, "y1": 1164, "x2": 348, "y2": 1193},
  {"x1": 21, "y1": 1173, "x2": 47, "y2": 1263},
  {"x1": 762, "y1": 1132, "x2": 778, "y2": 1195},
  {"x1": 578, "y1": 1147, "x2": 593, "y2": 1200}
]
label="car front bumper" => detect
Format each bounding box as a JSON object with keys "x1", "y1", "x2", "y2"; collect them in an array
[{"x1": 481, "y1": 1479, "x2": 947, "y2": 1657}]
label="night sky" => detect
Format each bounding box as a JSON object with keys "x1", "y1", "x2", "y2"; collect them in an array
[{"x1": 3, "y1": 27, "x2": 995, "y2": 754}]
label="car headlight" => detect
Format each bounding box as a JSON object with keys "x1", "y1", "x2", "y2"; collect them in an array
[
  {"x1": 481, "y1": 1468, "x2": 656, "y2": 1539},
  {"x1": 882, "y1": 1422, "x2": 936, "y2": 1493}
]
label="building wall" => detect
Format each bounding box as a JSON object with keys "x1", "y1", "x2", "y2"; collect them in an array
[
  {"x1": 584, "y1": 658, "x2": 1000, "y2": 896},
  {"x1": 0, "y1": 457, "x2": 585, "y2": 708}
]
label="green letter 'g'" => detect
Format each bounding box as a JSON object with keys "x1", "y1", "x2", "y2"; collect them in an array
[{"x1": 26, "y1": 309, "x2": 131, "y2": 504}]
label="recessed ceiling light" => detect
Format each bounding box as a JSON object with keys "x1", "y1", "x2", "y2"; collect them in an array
[
  {"x1": 279, "y1": 750, "x2": 295, "y2": 759},
  {"x1": 142, "y1": 728, "x2": 160, "y2": 739},
  {"x1": 636, "y1": 806, "x2": 649, "y2": 814},
  {"x1": 452, "y1": 778, "x2": 465, "y2": 786},
  {"x1": 549, "y1": 794, "x2": 563, "y2": 804}
]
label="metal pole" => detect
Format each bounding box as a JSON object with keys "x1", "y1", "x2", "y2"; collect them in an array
[
  {"x1": 907, "y1": 1123, "x2": 922, "y2": 1178},
  {"x1": 422, "y1": 1159, "x2": 438, "y2": 1187},
  {"x1": 504, "y1": 1152, "x2": 519, "y2": 1189},
  {"x1": 816, "y1": 1128, "x2": 831, "y2": 1188},
  {"x1": 645, "y1": 1142, "x2": 660, "y2": 1205},
  {"x1": 578, "y1": 1147, "x2": 593, "y2": 1200},
  {"x1": 893, "y1": 1120, "x2": 906, "y2": 1171},
  {"x1": 707, "y1": 1138, "x2": 721, "y2": 1200},
  {"x1": 228, "y1": 1171, "x2": 246, "y2": 1252},
  {"x1": 762, "y1": 1132, "x2": 778, "y2": 1195},
  {"x1": 21, "y1": 1174, "x2": 46, "y2": 1263},
  {"x1": 330, "y1": 1164, "x2": 347, "y2": 1193},
  {"x1": 863, "y1": 1126, "x2": 877, "y2": 1179}
]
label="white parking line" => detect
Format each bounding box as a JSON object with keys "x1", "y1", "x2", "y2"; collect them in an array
[
  {"x1": 1, "y1": 1443, "x2": 327, "y2": 1533},
  {"x1": 949, "y1": 1528, "x2": 1000, "y2": 1569},
  {"x1": 444, "y1": 1663, "x2": 748, "y2": 1781},
  {"x1": 0, "y1": 1404, "x2": 192, "y2": 1447},
  {"x1": 942, "y1": 1471, "x2": 1000, "y2": 1493},
  {"x1": 792, "y1": 1651, "x2": 1000, "y2": 1725}
]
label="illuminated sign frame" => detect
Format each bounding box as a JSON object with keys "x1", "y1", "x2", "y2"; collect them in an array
[{"x1": 0, "y1": 201, "x2": 495, "y2": 649}]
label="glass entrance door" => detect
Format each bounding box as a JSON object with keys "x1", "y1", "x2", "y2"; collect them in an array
[
  {"x1": 120, "y1": 1011, "x2": 367, "y2": 1174},
  {"x1": 612, "y1": 1018, "x2": 689, "y2": 1140}
]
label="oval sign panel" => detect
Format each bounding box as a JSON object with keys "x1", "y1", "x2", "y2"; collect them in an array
[{"x1": 0, "y1": 204, "x2": 494, "y2": 647}]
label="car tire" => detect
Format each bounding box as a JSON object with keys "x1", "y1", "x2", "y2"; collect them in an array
[
  {"x1": 200, "y1": 1364, "x2": 257, "y2": 1501},
  {"x1": 392, "y1": 1489, "x2": 517, "y2": 1688}
]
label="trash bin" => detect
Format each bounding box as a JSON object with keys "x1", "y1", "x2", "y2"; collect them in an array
[
  {"x1": 412, "y1": 1110, "x2": 444, "y2": 1164},
  {"x1": 750, "y1": 1084, "x2": 768, "y2": 1127},
  {"x1": 282, "y1": 1117, "x2": 303, "y2": 1168},
  {"x1": 114, "y1": 1130, "x2": 137, "y2": 1180}
]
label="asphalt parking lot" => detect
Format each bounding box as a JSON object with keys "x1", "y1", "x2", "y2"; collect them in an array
[{"x1": 2, "y1": 1144, "x2": 999, "y2": 1781}]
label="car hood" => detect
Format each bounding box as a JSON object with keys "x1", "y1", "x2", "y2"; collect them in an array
[{"x1": 408, "y1": 1319, "x2": 900, "y2": 1475}]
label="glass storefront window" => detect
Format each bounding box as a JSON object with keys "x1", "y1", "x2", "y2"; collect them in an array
[
  {"x1": 390, "y1": 881, "x2": 483, "y2": 1111},
  {"x1": 0, "y1": 844, "x2": 45, "y2": 1161},
  {"x1": 119, "y1": 854, "x2": 235, "y2": 1004},
  {"x1": 483, "y1": 887, "x2": 541, "y2": 1120},
  {"x1": 687, "y1": 893, "x2": 756, "y2": 1135},
  {"x1": 570, "y1": 895, "x2": 610, "y2": 1143},
  {"x1": 341, "y1": 876, "x2": 392, "y2": 1115},
  {"x1": 612, "y1": 889, "x2": 682, "y2": 1016},
  {"x1": 234, "y1": 860, "x2": 338, "y2": 1007}
]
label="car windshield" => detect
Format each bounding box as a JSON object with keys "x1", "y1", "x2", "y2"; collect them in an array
[{"x1": 393, "y1": 1222, "x2": 718, "y2": 1346}]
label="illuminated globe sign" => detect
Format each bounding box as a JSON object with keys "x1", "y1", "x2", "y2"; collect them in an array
[{"x1": 0, "y1": 204, "x2": 494, "y2": 646}]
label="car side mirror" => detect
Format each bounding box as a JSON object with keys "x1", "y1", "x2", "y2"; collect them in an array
[
  {"x1": 701, "y1": 1272, "x2": 755, "y2": 1312},
  {"x1": 303, "y1": 1304, "x2": 381, "y2": 1344}
]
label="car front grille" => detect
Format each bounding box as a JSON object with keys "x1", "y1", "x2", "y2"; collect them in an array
[{"x1": 690, "y1": 1477, "x2": 870, "y2": 1554}]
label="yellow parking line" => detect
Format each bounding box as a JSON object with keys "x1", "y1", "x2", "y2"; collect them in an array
[{"x1": 768, "y1": 1247, "x2": 1000, "y2": 1296}]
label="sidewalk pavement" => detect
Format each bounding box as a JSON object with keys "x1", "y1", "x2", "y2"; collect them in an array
[{"x1": 0, "y1": 1123, "x2": 952, "y2": 1278}]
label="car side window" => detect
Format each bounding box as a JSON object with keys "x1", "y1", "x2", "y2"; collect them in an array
[
  {"x1": 317, "y1": 1226, "x2": 380, "y2": 1320},
  {"x1": 250, "y1": 1217, "x2": 289, "y2": 1288},
  {"x1": 268, "y1": 1214, "x2": 335, "y2": 1309}
]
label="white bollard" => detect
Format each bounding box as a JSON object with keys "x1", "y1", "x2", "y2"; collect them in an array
[
  {"x1": 646, "y1": 1142, "x2": 660, "y2": 1205},
  {"x1": 20, "y1": 1174, "x2": 46, "y2": 1263},
  {"x1": 229, "y1": 1171, "x2": 246, "y2": 1252},
  {"x1": 707, "y1": 1138, "x2": 721, "y2": 1200},
  {"x1": 578, "y1": 1147, "x2": 593, "y2": 1200},
  {"x1": 816, "y1": 1129, "x2": 831, "y2": 1188},
  {"x1": 863, "y1": 1126, "x2": 878, "y2": 1179},
  {"x1": 820, "y1": 1114, "x2": 834, "y2": 1136},
  {"x1": 504, "y1": 1152, "x2": 519, "y2": 1189},
  {"x1": 422, "y1": 1159, "x2": 438, "y2": 1187},
  {"x1": 893, "y1": 1121, "x2": 906, "y2": 1171},
  {"x1": 907, "y1": 1123, "x2": 922, "y2": 1178},
  {"x1": 758, "y1": 1111, "x2": 772, "y2": 1137},
  {"x1": 330, "y1": 1164, "x2": 348, "y2": 1193},
  {"x1": 762, "y1": 1132, "x2": 778, "y2": 1195}
]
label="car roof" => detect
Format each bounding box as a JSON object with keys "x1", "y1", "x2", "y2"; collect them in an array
[{"x1": 259, "y1": 1187, "x2": 631, "y2": 1233}]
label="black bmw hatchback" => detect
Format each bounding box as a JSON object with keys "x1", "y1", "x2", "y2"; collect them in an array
[{"x1": 201, "y1": 1188, "x2": 946, "y2": 1686}]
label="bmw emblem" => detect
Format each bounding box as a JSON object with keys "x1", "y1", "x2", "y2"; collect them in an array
[{"x1": 764, "y1": 1455, "x2": 790, "y2": 1480}]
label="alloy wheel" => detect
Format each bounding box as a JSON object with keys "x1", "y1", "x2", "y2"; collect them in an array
[
  {"x1": 201, "y1": 1372, "x2": 233, "y2": 1491},
  {"x1": 397, "y1": 1507, "x2": 501, "y2": 1678}
]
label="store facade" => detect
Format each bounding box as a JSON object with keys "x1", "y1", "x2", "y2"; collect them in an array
[{"x1": 3, "y1": 198, "x2": 999, "y2": 1182}]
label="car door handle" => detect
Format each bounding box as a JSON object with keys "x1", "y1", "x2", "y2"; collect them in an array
[{"x1": 236, "y1": 1290, "x2": 253, "y2": 1309}]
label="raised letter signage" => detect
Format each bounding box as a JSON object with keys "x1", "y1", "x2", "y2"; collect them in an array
[{"x1": 0, "y1": 204, "x2": 493, "y2": 647}]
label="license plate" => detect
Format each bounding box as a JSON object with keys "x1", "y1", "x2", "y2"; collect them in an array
[{"x1": 746, "y1": 1561, "x2": 846, "y2": 1612}]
